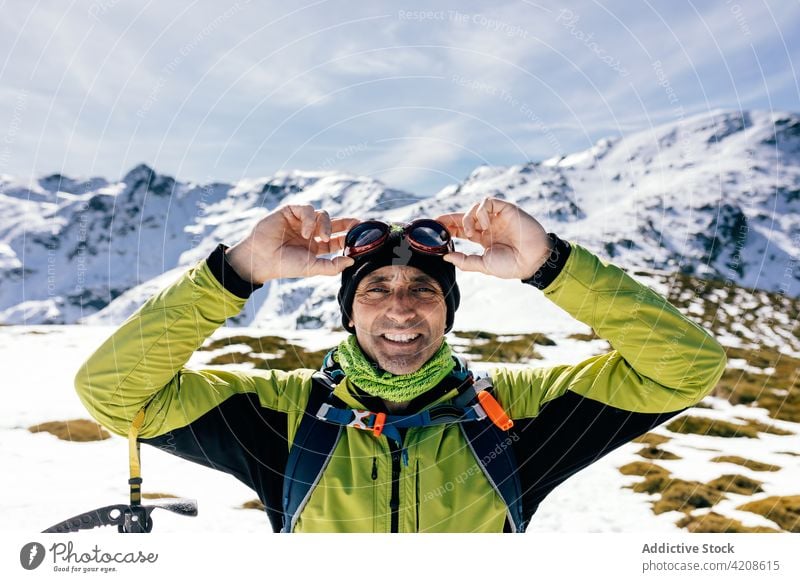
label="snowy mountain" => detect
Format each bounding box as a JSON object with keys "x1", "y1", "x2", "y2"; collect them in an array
[
  {"x1": 0, "y1": 165, "x2": 421, "y2": 325},
  {"x1": 1, "y1": 108, "x2": 799, "y2": 328}
]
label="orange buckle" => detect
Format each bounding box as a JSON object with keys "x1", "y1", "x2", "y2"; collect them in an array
[
  {"x1": 372, "y1": 412, "x2": 386, "y2": 437},
  {"x1": 477, "y1": 391, "x2": 514, "y2": 431}
]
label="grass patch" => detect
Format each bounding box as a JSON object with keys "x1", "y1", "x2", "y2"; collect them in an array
[
  {"x1": 662, "y1": 272, "x2": 800, "y2": 352},
  {"x1": 632, "y1": 432, "x2": 671, "y2": 446},
  {"x1": 706, "y1": 474, "x2": 764, "y2": 496},
  {"x1": 636, "y1": 446, "x2": 681, "y2": 460},
  {"x1": 619, "y1": 461, "x2": 670, "y2": 477},
  {"x1": 566, "y1": 331, "x2": 600, "y2": 341},
  {"x1": 453, "y1": 330, "x2": 556, "y2": 346},
  {"x1": 240, "y1": 499, "x2": 265, "y2": 510},
  {"x1": 631, "y1": 475, "x2": 673, "y2": 495},
  {"x1": 710, "y1": 456, "x2": 781, "y2": 472},
  {"x1": 676, "y1": 512, "x2": 780, "y2": 533},
  {"x1": 28, "y1": 419, "x2": 110, "y2": 442},
  {"x1": 714, "y1": 346, "x2": 800, "y2": 423},
  {"x1": 762, "y1": 401, "x2": 800, "y2": 424},
  {"x1": 736, "y1": 417, "x2": 794, "y2": 436},
  {"x1": 666, "y1": 416, "x2": 758, "y2": 438},
  {"x1": 200, "y1": 335, "x2": 330, "y2": 370},
  {"x1": 141, "y1": 493, "x2": 179, "y2": 499},
  {"x1": 776, "y1": 451, "x2": 800, "y2": 457},
  {"x1": 715, "y1": 367, "x2": 770, "y2": 405},
  {"x1": 452, "y1": 331, "x2": 550, "y2": 362},
  {"x1": 652, "y1": 480, "x2": 726, "y2": 514},
  {"x1": 737, "y1": 496, "x2": 800, "y2": 533}
]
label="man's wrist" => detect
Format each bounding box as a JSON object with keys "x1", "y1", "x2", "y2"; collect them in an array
[
  {"x1": 521, "y1": 233, "x2": 571, "y2": 290},
  {"x1": 207, "y1": 243, "x2": 263, "y2": 299}
]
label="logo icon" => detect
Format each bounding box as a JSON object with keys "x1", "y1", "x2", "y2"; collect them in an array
[
  {"x1": 392, "y1": 237, "x2": 412, "y2": 266},
  {"x1": 20, "y1": 542, "x2": 46, "y2": 570}
]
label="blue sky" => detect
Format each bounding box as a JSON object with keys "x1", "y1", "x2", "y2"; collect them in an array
[{"x1": 0, "y1": 0, "x2": 798, "y2": 196}]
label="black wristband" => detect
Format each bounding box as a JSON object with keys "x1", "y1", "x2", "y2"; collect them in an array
[
  {"x1": 206, "y1": 243, "x2": 263, "y2": 299},
  {"x1": 521, "y1": 233, "x2": 571, "y2": 290}
]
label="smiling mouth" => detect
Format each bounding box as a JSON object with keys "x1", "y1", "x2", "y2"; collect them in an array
[{"x1": 381, "y1": 333, "x2": 421, "y2": 344}]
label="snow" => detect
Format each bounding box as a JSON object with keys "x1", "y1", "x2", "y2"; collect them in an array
[{"x1": 2, "y1": 324, "x2": 797, "y2": 534}]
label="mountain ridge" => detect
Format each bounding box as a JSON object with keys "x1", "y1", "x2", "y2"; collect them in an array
[{"x1": 1, "y1": 108, "x2": 798, "y2": 327}]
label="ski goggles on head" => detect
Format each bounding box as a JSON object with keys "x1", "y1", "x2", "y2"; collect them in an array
[{"x1": 343, "y1": 219, "x2": 454, "y2": 258}]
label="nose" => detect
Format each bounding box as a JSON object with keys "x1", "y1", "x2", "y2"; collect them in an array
[{"x1": 384, "y1": 290, "x2": 417, "y2": 324}]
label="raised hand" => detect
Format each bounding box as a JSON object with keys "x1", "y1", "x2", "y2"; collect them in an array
[
  {"x1": 225, "y1": 205, "x2": 360, "y2": 284},
  {"x1": 436, "y1": 197, "x2": 552, "y2": 279}
]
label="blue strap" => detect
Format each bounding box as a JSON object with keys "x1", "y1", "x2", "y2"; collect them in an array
[
  {"x1": 319, "y1": 406, "x2": 482, "y2": 428},
  {"x1": 317, "y1": 404, "x2": 484, "y2": 448},
  {"x1": 281, "y1": 373, "x2": 343, "y2": 533},
  {"x1": 460, "y1": 420, "x2": 525, "y2": 532}
]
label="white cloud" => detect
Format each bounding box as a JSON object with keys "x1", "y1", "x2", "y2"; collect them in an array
[
  {"x1": 0, "y1": 0, "x2": 795, "y2": 195},
  {"x1": 363, "y1": 117, "x2": 472, "y2": 190}
]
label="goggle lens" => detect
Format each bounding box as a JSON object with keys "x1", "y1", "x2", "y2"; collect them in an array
[
  {"x1": 345, "y1": 222, "x2": 387, "y2": 248},
  {"x1": 344, "y1": 219, "x2": 452, "y2": 258},
  {"x1": 407, "y1": 221, "x2": 449, "y2": 248}
]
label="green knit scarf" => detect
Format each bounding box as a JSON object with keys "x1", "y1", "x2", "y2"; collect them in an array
[{"x1": 335, "y1": 335, "x2": 455, "y2": 403}]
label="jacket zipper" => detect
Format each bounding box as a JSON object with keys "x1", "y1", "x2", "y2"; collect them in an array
[
  {"x1": 388, "y1": 441, "x2": 401, "y2": 533},
  {"x1": 371, "y1": 451, "x2": 379, "y2": 532},
  {"x1": 414, "y1": 459, "x2": 420, "y2": 532}
]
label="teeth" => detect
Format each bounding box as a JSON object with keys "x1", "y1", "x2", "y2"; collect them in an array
[{"x1": 383, "y1": 333, "x2": 419, "y2": 343}]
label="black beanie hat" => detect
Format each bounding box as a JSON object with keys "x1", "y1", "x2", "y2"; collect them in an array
[{"x1": 338, "y1": 230, "x2": 460, "y2": 333}]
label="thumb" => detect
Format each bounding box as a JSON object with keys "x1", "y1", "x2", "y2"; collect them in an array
[
  {"x1": 443, "y1": 252, "x2": 487, "y2": 273},
  {"x1": 442, "y1": 252, "x2": 466, "y2": 268},
  {"x1": 309, "y1": 255, "x2": 354, "y2": 276}
]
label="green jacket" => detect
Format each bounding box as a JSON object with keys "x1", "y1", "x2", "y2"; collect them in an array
[{"x1": 75, "y1": 242, "x2": 726, "y2": 532}]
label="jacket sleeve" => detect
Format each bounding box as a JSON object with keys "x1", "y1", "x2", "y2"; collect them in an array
[
  {"x1": 492, "y1": 240, "x2": 727, "y2": 419},
  {"x1": 491, "y1": 239, "x2": 727, "y2": 525},
  {"x1": 74, "y1": 245, "x2": 314, "y2": 443}
]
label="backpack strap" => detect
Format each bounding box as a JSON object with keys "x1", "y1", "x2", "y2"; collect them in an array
[
  {"x1": 282, "y1": 369, "x2": 526, "y2": 533},
  {"x1": 281, "y1": 372, "x2": 343, "y2": 533},
  {"x1": 460, "y1": 374, "x2": 526, "y2": 532}
]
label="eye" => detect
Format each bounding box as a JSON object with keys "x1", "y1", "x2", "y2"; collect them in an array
[{"x1": 414, "y1": 286, "x2": 437, "y2": 294}]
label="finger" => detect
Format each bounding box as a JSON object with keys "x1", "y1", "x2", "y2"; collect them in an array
[
  {"x1": 313, "y1": 210, "x2": 332, "y2": 242},
  {"x1": 435, "y1": 213, "x2": 467, "y2": 238},
  {"x1": 442, "y1": 251, "x2": 463, "y2": 267},
  {"x1": 288, "y1": 205, "x2": 316, "y2": 238},
  {"x1": 330, "y1": 217, "x2": 360, "y2": 234},
  {"x1": 476, "y1": 198, "x2": 492, "y2": 230},
  {"x1": 481, "y1": 197, "x2": 515, "y2": 214},
  {"x1": 330, "y1": 255, "x2": 355, "y2": 273},
  {"x1": 463, "y1": 202, "x2": 481, "y2": 237},
  {"x1": 315, "y1": 233, "x2": 347, "y2": 255},
  {"x1": 308, "y1": 255, "x2": 354, "y2": 276},
  {"x1": 443, "y1": 251, "x2": 487, "y2": 273}
]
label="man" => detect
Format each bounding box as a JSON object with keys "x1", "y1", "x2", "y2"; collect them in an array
[{"x1": 75, "y1": 198, "x2": 726, "y2": 533}]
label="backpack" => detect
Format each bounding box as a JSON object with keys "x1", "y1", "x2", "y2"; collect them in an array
[{"x1": 281, "y1": 365, "x2": 525, "y2": 533}]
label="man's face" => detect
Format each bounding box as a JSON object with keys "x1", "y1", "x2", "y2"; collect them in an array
[{"x1": 349, "y1": 265, "x2": 447, "y2": 375}]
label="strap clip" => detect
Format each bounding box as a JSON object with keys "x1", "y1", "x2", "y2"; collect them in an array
[
  {"x1": 346, "y1": 410, "x2": 387, "y2": 437},
  {"x1": 316, "y1": 403, "x2": 332, "y2": 421},
  {"x1": 347, "y1": 409, "x2": 374, "y2": 430}
]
